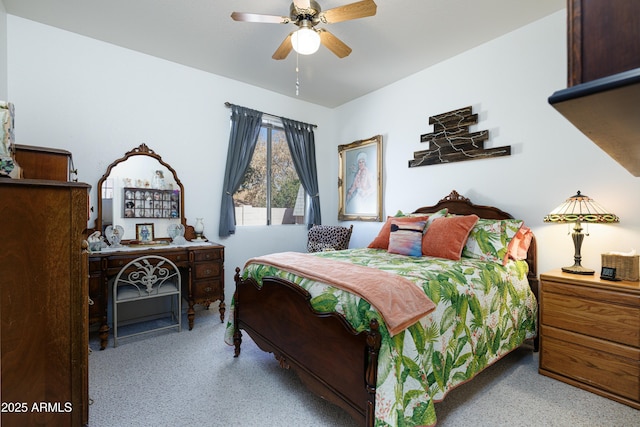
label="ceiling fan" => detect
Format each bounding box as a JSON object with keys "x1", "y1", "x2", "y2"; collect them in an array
[{"x1": 231, "y1": 0, "x2": 377, "y2": 60}]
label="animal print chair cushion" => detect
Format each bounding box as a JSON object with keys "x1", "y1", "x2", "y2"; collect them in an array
[{"x1": 307, "y1": 225, "x2": 354, "y2": 252}]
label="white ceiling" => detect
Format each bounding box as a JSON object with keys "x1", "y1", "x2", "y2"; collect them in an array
[{"x1": 3, "y1": 0, "x2": 565, "y2": 108}]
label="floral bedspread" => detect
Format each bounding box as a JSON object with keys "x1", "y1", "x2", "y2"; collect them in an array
[{"x1": 224, "y1": 248, "x2": 537, "y2": 427}]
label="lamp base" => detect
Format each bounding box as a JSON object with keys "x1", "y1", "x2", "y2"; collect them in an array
[{"x1": 561, "y1": 264, "x2": 595, "y2": 275}]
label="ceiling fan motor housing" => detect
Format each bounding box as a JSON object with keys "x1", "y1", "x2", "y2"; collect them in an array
[{"x1": 290, "y1": 1, "x2": 322, "y2": 25}]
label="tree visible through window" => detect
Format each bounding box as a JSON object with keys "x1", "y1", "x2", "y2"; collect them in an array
[{"x1": 234, "y1": 122, "x2": 305, "y2": 225}]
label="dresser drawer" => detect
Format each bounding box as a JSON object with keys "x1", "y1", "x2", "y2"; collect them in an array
[
  {"x1": 541, "y1": 281, "x2": 640, "y2": 347},
  {"x1": 106, "y1": 256, "x2": 131, "y2": 269},
  {"x1": 88, "y1": 257, "x2": 102, "y2": 273},
  {"x1": 161, "y1": 252, "x2": 189, "y2": 265},
  {"x1": 105, "y1": 252, "x2": 189, "y2": 270},
  {"x1": 540, "y1": 326, "x2": 640, "y2": 402},
  {"x1": 194, "y1": 262, "x2": 221, "y2": 279},
  {"x1": 194, "y1": 249, "x2": 222, "y2": 262},
  {"x1": 193, "y1": 279, "x2": 223, "y2": 301}
]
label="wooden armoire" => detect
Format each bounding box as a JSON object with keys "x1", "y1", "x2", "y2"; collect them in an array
[{"x1": 1, "y1": 178, "x2": 90, "y2": 427}]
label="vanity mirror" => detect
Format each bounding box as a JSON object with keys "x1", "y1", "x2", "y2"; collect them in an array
[{"x1": 95, "y1": 143, "x2": 193, "y2": 242}]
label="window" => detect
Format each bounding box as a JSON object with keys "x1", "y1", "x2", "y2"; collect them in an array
[
  {"x1": 233, "y1": 120, "x2": 305, "y2": 226},
  {"x1": 102, "y1": 177, "x2": 114, "y2": 199}
]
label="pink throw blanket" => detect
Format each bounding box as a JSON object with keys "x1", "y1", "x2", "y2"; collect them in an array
[{"x1": 245, "y1": 252, "x2": 436, "y2": 336}]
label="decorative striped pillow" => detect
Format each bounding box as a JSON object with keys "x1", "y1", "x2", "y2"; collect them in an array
[{"x1": 387, "y1": 219, "x2": 426, "y2": 257}]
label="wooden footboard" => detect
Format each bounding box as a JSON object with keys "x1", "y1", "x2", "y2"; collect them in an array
[{"x1": 233, "y1": 268, "x2": 381, "y2": 427}]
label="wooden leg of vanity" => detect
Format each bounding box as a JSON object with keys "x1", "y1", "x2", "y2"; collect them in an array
[
  {"x1": 99, "y1": 322, "x2": 110, "y2": 350},
  {"x1": 188, "y1": 300, "x2": 195, "y2": 330}
]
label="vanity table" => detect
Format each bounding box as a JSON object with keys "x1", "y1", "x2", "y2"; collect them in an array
[
  {"x1": 89, "y1": 241, "x2": 224, "y2": 350},
  {"x1": 90, "y1": 144, "x2": 224, "y2": 349}
]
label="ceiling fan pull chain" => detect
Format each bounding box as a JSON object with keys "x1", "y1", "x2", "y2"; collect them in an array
[{"x1": 296, "y1": 51, "x2": 300, "y2": 96}]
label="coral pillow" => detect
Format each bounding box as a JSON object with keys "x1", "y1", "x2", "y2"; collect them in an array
[
  {"x1": 462, "y1": 218, "x2": 523, "y2": 265},
  {"x1": 388, "y1": 219, "x2": 426, "y2": 257},
  {"x1": 368, "y1": 216, "x2": 430, "y2": 249},
  {"x1": 504, "y1": 225, "x2": 533, "y2": 263},
  {"x1": 422, "y1": 215, "x2": 479, "y2": 260}
]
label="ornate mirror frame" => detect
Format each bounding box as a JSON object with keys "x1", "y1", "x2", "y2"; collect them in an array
[{"x1": 95, "y1": 143, "x2": 193, "y2": 241}]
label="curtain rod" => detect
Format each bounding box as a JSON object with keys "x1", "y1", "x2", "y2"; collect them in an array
[{"x1": 224, "y1": 102, "x2": 317, "y2": 128}]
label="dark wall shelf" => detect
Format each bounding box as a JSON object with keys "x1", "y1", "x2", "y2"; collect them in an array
[{"x1": 550, "y1": 1, "x2": 640, "y2": 177}]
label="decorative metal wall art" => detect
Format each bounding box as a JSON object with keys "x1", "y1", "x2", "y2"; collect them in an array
[{"x1": 408, "y1": 106, "x2": 511, "y2": 168}]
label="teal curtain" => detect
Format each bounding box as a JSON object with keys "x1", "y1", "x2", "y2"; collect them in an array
[
  {"x1": 218, "y1": 105, "x2": 263, "y2": 237},
  {"x1": 281, "y1": 118, "x2": 321, "y2": 228}
]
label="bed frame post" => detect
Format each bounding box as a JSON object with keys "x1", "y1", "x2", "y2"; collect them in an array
[
  {"x1": 233, "y1": 267, "x2": 242, "y2": 357},
  {"x1": 365, "y1": 318, "x2": 381, "y2": 427},
  {"x1": 525, "y1": 236, "x2": 539, "y2": 352}
]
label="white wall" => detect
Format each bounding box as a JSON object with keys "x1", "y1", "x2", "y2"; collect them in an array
[
  {"x1": 333, "y1": 11, "x2": 639, "y2": 276},
  {"x1": 0, "y1": 0, "x2": 8, "y2": 99},
  {"x1": 6, "y1": 15, "x2": 337, "y2": 301},
  {"x1": 7, "y1": 11, "x2": 639, "y2": 304}
]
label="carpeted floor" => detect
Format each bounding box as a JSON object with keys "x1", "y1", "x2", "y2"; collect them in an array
[{"x1": 88, "y1": 306, "x2": 639, "y2": 426}]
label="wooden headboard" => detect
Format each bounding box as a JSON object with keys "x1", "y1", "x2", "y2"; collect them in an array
[{"x1": 412, "y1": 190, "x2": 538, "y2": 295}]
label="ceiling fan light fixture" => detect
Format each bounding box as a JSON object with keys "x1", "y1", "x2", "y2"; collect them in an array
[{"x1": 291, "y1": 26, "x2": 320, "y2": 55}]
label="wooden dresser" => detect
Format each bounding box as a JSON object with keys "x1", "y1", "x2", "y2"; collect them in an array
[
  {"x1": 89, "y1": 242, "x2": 224, "y2": 349},
  {"x1": 539, "y1": 270, "x2": 640, "y2": 409},
  {"x1": 1, "y1": 179, "x2": 90, "y2": 426}
]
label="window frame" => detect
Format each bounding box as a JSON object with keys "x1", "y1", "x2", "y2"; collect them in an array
[{"x1": 234, "y1": 117, "x2": 305, "y2": 226}]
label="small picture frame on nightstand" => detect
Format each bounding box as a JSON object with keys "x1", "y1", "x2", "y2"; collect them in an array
[{"x1": 600, "y1": 266, "x2": 621, "y2": 281}]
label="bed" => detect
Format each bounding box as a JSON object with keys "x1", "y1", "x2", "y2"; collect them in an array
[{"x1": 225, "y1": 190, "x2": 538, "y2": 427}]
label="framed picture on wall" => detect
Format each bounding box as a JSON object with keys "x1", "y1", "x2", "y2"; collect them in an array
[
  {"x1": 338, "y1": 135, "x2": 383, "y2": 221},
  {"x1": 136, "y1": 223, "x2": 154, "y2": 243}
]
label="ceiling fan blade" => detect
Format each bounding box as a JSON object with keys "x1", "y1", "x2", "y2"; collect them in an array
[
  {"x1": 272, "y1": 33, "x2": 294, "y2": 60},
  {"x1": 318, "y1": 29, "x2": 352, "y2": 58},
  {"x1": 293, "y1": 0, "x2": 311, "y2": 10},
  {"x1": 321, "y1": 0, "x2": 377, "y2": 24},
  {"x1": 231, "y1": 12, "x2": 290, "y2": 24}
]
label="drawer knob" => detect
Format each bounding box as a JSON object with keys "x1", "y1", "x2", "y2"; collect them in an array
[
  {"x1": 205, "y1": 269, "x2": 212, "y2": 275},
  {"x1": 205, "y1": 287, "x2": 212, "y2": 292}
]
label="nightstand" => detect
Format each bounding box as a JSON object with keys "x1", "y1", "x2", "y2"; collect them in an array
[{"x1": 539, "y1": 270, "x2": 640, "y2": 409}]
